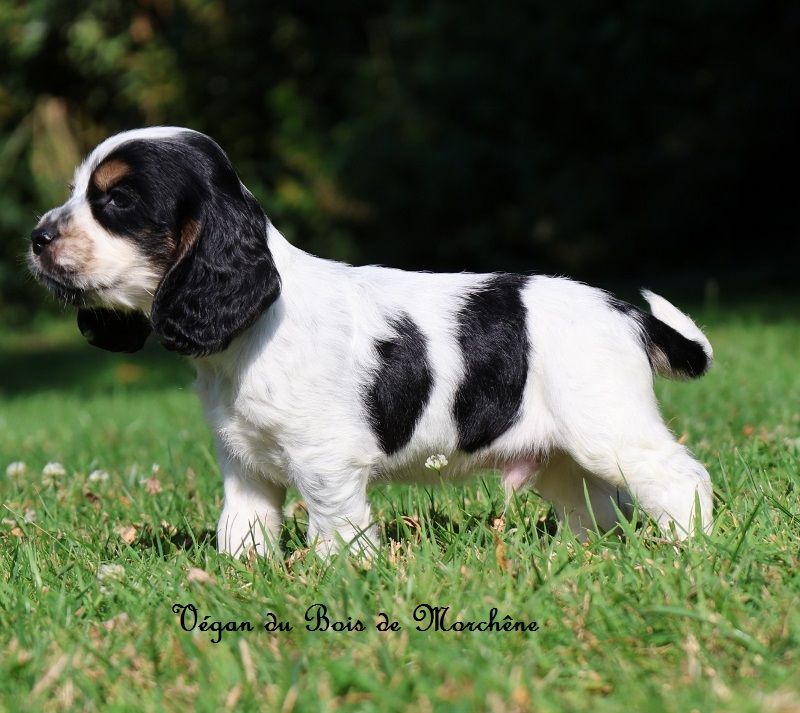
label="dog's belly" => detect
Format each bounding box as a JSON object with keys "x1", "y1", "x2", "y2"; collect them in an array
[
  {"x1": 218, "y1": 401, "x2": 546, "y2": 493},
  {"x1": 375, "y1": 451, "x2": 545, "y2": 491},
  {"x1": 197, "y1": 361, "x2": 549, "y2": 494}
]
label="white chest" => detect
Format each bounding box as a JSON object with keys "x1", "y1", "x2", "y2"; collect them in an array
[{"x1": 195, "y1": 367, "x2": 291, "y2": 480}]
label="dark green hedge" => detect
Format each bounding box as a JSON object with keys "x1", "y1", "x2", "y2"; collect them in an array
[{"x1": 2, "y1": 1, "x2": 798, "y2": 315}]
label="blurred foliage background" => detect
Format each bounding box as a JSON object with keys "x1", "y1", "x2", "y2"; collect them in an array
[{"x1": 1, "y1": 0, "x2": 798, "y2": 322}]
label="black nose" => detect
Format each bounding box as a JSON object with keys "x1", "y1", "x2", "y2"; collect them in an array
[{"x1": 31, "y1": 226, "x2": 57, "y2": 255}]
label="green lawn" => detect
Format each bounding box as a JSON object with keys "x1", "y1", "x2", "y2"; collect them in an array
[{"x1": 1, "y1": 301, "x2": 799, "y2": 712}]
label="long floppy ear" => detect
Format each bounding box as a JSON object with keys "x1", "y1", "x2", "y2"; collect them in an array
[
  {"x1": 150, "y1": 167, "x2": 281, "y2": 357},
  {"x1": 77, "y1": 309, "x2": 152, "y2": 353}
]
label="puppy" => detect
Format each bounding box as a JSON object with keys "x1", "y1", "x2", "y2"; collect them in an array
[{"x1": 28, "y1": 127, "x2": 714, "y2": 557}]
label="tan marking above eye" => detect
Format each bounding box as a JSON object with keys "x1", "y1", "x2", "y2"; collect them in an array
[{"x1": 92, "y1": 159, "x2": 130, "y2": 192}]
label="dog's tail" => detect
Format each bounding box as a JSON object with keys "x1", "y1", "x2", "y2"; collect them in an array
[{"x1": 613, "y1": 290, "x2": 713, "y2": 379}]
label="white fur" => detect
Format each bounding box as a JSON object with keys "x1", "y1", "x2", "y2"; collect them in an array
[
  {"x1": 200, "y1": 225, "x2": 713, "y2": 556},
  {"x1": 37, "y1": 129, "x2": 716, "y2": 557},
  {"x1": 72, "y1": 202, "x2": 161, "y2": 310}
]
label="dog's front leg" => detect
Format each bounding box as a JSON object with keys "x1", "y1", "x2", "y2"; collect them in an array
[
  {"x1": 294, "y1": 467, "x2": 378, "y2": 559},
  {"x1": 215, "y1": 441, "x2": 286, "y2": 558}
]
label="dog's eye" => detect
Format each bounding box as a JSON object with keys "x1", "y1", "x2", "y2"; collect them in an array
[{"x1": 108, "y1": 188, "x2": 133, "y2": 209}]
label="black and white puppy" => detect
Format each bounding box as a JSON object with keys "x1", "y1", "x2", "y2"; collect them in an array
[{"x1": 28, "y1": 127, "x2": 714, "y2": 557}]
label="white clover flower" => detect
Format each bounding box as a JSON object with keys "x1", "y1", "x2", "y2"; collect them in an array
[
  {"x1": 42, "y1": 462, "x2": 67, "y2": 477},
  {"x1": 97, "y1": 563, "x2": 126, "y2": 594},
  {"x1": 424, "y1": 454, "x2": 449, "y2": 471},
  {"x1": 23, "y1": 508, "x2": 36, "y2": 523},
  {"x1": 88, "y1": 470, "x2": 109, "y2": 483},
  {"x1": 140, "y1": 476, "x2": 162, "y2": 494},
  {"x1": 97, "y1": 563, "x2": 125, "y2": 581},
  {"x1": 5, "y1": 462, "x2": 26, "y2": 477}
]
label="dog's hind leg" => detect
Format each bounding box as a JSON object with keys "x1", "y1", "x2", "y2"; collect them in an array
[
  {"x1": 532, "y1": 452, "x2": 634, "y2": 540},
  {"x1": 587, "y1": 441, "x2": 712, "y2": 539},
  {"x1": 559, "y1": 420, "x2": 713, "y2": 540},
  {"x1": 541, "y1": 321, "x2": 713, "y2": 539}
]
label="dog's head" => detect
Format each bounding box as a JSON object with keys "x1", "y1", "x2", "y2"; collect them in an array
[{"x1": 28, "y1": 127, "x2": 280, "y2": 356}]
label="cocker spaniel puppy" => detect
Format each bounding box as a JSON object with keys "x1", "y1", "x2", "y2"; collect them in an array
[{"x1": 28, "y1": 127, "x2": 714, "y2": 557}]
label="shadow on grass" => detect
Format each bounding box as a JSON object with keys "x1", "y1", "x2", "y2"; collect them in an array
[
  {"x1": 128, "y1": 506, "x2": 562, "y2": 559},
  {"x1": 134, "y1": 526, "x2": 217, "y2": 555},
  {"x1": 382, "y1": 505, "x2": 559, "y2": 542},
  {"x1": 383, "y1": 509, "x2": 463, "y2": 543},
  {"x1": 0, "y1": 336, "x2": 193, "y2": 397}
]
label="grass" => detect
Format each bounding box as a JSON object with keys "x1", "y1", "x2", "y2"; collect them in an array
[{"x1": 1, "y1": 299, "x2": 799, "y2": 712}]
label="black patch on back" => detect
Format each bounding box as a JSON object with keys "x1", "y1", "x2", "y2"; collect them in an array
[
  {"x1": 454, "y1": 274, "x2": 530, "y2": 452},
  {"x1": 365, "y1": 314, "x2": 433, "y2": 455},
  {"x1": 609, "y1": 296, "x2": 709, "y2": 378}
]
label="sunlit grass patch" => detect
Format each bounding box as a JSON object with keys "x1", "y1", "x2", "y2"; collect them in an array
[{"x1": 1, "y1": 306, "x2": 799, "y2": 711}]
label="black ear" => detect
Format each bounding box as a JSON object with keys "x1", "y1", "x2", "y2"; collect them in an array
[
  {"x1": 150, "y1": 162, "x2": 281, "y2": 357},
  {"x1": 77, "y1": 309, "x2": 152, "y2": 353}
]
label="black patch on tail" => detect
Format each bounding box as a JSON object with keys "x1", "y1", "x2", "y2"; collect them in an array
[
  {"x1": 609, "y1": 297, "x2": 709, "y2": 378},
  {"x1": 454, "y1": 274, "x2": 530, "y2": 452},
  {"x1": 365, "y1": 314, "x2": 433, "y2": 455}
]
